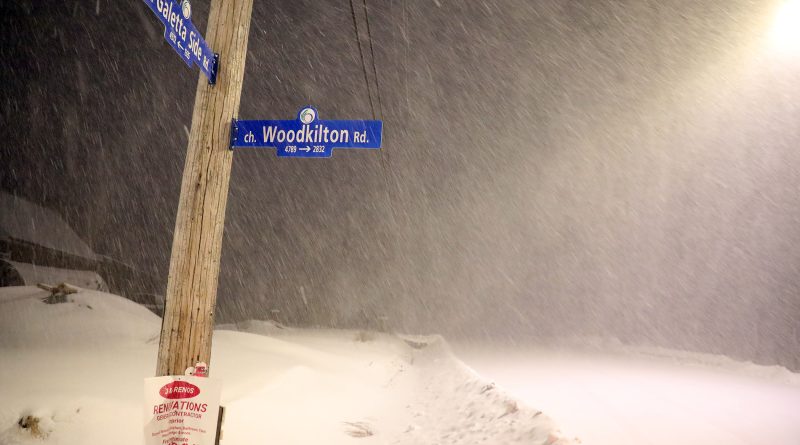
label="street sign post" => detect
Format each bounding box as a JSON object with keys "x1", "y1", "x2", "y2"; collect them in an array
[
  {"x1": 142, "y1": 0, "x2": 219, "y2": 84},
  {"x1": 230, "y1": 106, "x2": 383, "y2": 157},
  {"x1": 141, "y1": 0, "x2": 382, "y2": 439},
  {"x1": 150, "y1": 0, "x2": 253, "y2": 379}
]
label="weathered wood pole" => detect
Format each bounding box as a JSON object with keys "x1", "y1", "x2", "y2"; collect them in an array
[{"x1": 156, "y1": 0, "x2": 254, "y2": 377}]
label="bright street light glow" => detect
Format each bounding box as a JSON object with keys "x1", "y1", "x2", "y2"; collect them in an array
[{"x1": 771, "y1": 0, "x2": 800, "y2": 52}]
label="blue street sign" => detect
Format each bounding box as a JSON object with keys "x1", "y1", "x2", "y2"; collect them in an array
[
  {"x1": 230, "y1": 107, "x2": 383, "y2": 158},
  {"x1": 142, "y1": 0, "x2": 219, "y2": 84}
]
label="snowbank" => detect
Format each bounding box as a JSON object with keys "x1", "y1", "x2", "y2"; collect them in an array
[
  {"x1": 0, "y1": 287, "x2": 573, "y2": 444},
  {"x1": 458, "y1": 342, "x2": 800, "y2": 445},
  {"x1": 4, "y1": 261, "x2": 108, "y2": 292},
  {"x1": 549, "y1": 335, "x2": 800, "y2": 386},
  {"x1": 0, "y1": 193, "x2": 97, "y2": 261}
]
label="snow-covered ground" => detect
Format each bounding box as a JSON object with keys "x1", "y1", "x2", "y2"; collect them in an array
[
  {"x1": 3, "y1": 285, "x2": 798, "y2": 445},
  {"x1": 0, "y1": 286, "x2": 570, "y2": 445},
  {"x1": 456, "y1": 342, "x2": 800, "y2": 445}
]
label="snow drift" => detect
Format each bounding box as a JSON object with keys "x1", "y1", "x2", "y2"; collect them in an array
[{"x1": 0, "y1": 286, "x2": 573, "y2": 444}]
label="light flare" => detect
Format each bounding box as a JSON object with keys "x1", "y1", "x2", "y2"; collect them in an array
[{"x1": 770, "y1": 0, "x2": 800, "y2": 53}]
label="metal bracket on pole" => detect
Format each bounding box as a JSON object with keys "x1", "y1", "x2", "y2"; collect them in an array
[
  {"x1": 208, "y1": 53, "x2": 220, "y2": 85},
  {"x1": 229, "y1": 118, "x2": 238, "y2": 150}
]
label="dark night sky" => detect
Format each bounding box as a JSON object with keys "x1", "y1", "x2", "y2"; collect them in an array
[{"x1": 2, "y1": 0, "x2": 799, "y2": 369}]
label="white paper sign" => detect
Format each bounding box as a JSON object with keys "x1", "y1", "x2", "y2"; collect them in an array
[{"x1": 144, "y1": 375, "x2": 222, "y2": 445}]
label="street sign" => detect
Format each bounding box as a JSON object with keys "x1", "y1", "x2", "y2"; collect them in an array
[
  {"x1": 230, "y1": 106, "x2": 383, "y2": 157},
  {"x1": 142, "y1": 0, "x2": 219, "y2": 84}
]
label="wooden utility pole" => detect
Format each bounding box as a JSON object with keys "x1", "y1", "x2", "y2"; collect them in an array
[{"x1": 156, "y1": 0, "x2": 254, "y2": 377}]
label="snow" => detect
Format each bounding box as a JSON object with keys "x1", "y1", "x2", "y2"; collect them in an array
[
  {"x1": 457, "y1": 344, "x2": 800, "y2": 445},
  {"x1": 5, "y1": 261, "x2": 108, "y2": 291},
  {"x1": 0, "y1": 192, "x2": 97, "y2": 261},
  {"x1": 3, "y1": 284, "x2": 797, "y2": 445},
  {"x1": 0, "y1": 287, "x2": 571, "y2": 445}
]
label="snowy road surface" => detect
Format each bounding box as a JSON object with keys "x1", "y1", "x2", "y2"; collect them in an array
[
  {"x1": 2, "y1": 286, "x2": 798, "y2": 445},
  {"x1": 0, "y1": 287, "x2": 572, "y2": 445},
  {"x1": 457, "y1": 345, "x2": 800, "y2": 445}
]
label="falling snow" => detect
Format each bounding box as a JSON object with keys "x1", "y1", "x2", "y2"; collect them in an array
[{"x1": 2, "y1": 1, "x2": 800, "y2": 444}]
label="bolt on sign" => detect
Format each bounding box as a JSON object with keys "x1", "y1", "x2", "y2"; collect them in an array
[{"x1": 144, "y1": 376, "x2": 222, "y2": 445}]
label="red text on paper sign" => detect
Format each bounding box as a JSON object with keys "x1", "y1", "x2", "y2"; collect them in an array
[{"x1": 159, "y1": 381, "x2": 200, "y2": 399}]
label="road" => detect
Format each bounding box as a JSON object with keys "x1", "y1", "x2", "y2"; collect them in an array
[{"x1": 456, "y1": 345, "x2": 800, "y2": 445}]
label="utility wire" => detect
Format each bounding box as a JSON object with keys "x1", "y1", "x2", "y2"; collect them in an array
[
  {"x1": 349, "y1": 0, "x2": 398, "y2": 228},
  {"x1": 349, "y1": 0, "x2": 376, "y2": 119},
  {"x1": 361, "y1": 0, "x2": 383, "y2": 120}
]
